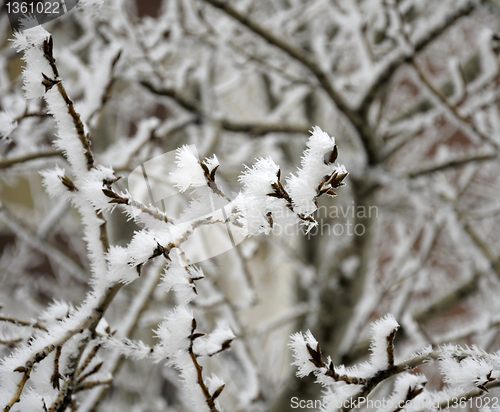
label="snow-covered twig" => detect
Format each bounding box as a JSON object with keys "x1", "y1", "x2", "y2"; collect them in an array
[{"x1": 290, "y1": 314, "x2": 500, "y2": 411}]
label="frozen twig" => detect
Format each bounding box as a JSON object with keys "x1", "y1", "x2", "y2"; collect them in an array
[{"x1": 291, "y1": 315, "x2": 500, "y2": 412}]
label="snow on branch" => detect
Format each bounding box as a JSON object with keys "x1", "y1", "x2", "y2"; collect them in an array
[
  {"x1": 289, "y1": 315, "x2": 500, "y2": 411},
  {"x1": 369, "y1": 313, "x2": 399, "y2": 370},
  {"x1": 2, "y1": 1, "x2": 500, "y2": 411},
  {"x1": 154, "y1": 308, "x2": 229, "y2": 412},
  {"x1": 1, "y1": 24, "x2": 351, "y2": 411},
  {"x1": 170, "y1": 146, "x2": 220, "y2": 194},
  {"x1": 239, "y1": 127, "x2": 348, "y2": 234},
  {"x1": 287, "y1": 126, "x2": 348, "y2": 216}
]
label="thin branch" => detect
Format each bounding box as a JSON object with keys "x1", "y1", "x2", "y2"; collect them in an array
[
  {"x1": 51, "y1": 346, "x2": 62, "y2": 390},
  {"x1": 394, "y1": 223, "x2": 443, "y2": 321},
  {"x1": 42, "y1": 37, "x2": 94, "y2": 170},
  {"x1": 386, "y1": 329, "x2": 397, "y2": 368},
  {"x1": 177, "y1": 11, "x2": 313, "y2": 89},
  {"x1": 87, "y1": 50, "x2": 122, "y2": 126},
  {"x1": 140, "y1": 81, "x2": 310, "y2": 136},
  {"x1": 413, "y1": 272, "x2": 482, "y2": 324},
  {"x1": 74, "y1": 379, "x2": 112, "y2": 393},
  {"x1": 434, "y1": 317, "x2": 500, "y2": 346},
  {"x1": 4, "y1": 367, "x2": 32, "y2": 412},
  {"x1": 447, "y1": 197, "x2": 500, "y2": 281},
  {"x1": 75, "y1": 344, "x2": 102, "y2": 379},
  {"x1": 386, "y1": 0, "x2": 498, "y2": 151},
  {"x1": 380, "y1": 124, "x2": 427, "y2": 162},
  {"x1": 354, "y1": 0, "x2": 375, "y2": 63},
  {"x1": 0, "y1": 338, "x2": 22, "y2": 346},
  {"x1": 407, "y1": 153, "x2": 498, "y2": 177},
  {"x1": 233, "y1": 244, "x2": 256, "y2": 304},
  {"x1": 2, "y1": 281, "x2": 122, "y2": 412},
  {"x1": 0, "y1": 316, "x2": 48, "y2": 332},
  {"x1": 200, "y1": 0, "x2": 379, "y2": 164},
  {"x1": 219, "y1": 120, "x2": 309, "y2": 136},
  {"x1": 49, "y1": 377, "x2": 73, "y2": 412},
  {"x1": 42, "y1": 36, "x2": 110, "y2": 255},
  {"x1": 207, "y1": 275, "x2": 266, "y2": 402},
  {"x1": 0, "y1": 203, "x2": 87, "y2": 281},
  {"x1": 112, "y1": 116, "x2": 197, "y2": 173},
  {"x1": 342, "y1": 272, "x2": 482, "y2": 364},
  {"x1": 13, "y1": 110, "x2": 51, "y2": 123},
  {"x1": 140, "y1": 81, "x2": 200, "y2": 113},
  {"x1": 77, "y1": 361, "x2": 103, "y2": 385},
  {"x1": 227, "y1": 38, "x2": 312, "y2": 86},
  {"x1": 101, "y1": 188, "x2": 171, "y2": 224},
  {"x1": 412, "y1": 60, "x2": 500, "y2": 150},
  {"x1": 468, "y1": 207, "x2": 500, "y2": 221},
  {"x1": 188, "y1": 319, "x2": 222, "y2": 412},
  {"x1": 342, "y1": 348, "x2": 463, "y2": 411},
  {"x1": 307, "y1": 342, "x2": 476, "y2": 412},
  {"x1": 0, "y1": 150, "x2": 63, "y2": 170},
  {"x1": 358, "y1": 1, "x2": 477, "y2": 115},
  {"x1": 79, "y1": 262, "x2": 164, "y2": 412}
]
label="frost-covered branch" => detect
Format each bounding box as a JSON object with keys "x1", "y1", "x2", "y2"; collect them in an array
[
  {"x1": 290, "y1": 315, "x2": 500, "y2": 412},
  {"x1": 201, "y1": 0, "x2": 379, "y2": 164},
  {"x1": 2, "y1": 1, "x2": 500, "y2": 410},
  {"x1": 358, "y1": 1, "x2": 477, "y2": 114},
  {"x1": 1, "y1": 20, "x2": 351, "y2": 410}
]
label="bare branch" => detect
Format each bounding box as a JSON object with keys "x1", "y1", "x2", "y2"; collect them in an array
[
  {"x1": 0, "y1": 203, "x2": 87, "y2": 281},
  {"x1": 0, "y1": 316, "x2": 48, "y2": 332},
  {"x1": 412, "y1": 60, "x2": 500, "y2": 150},
  {"x1": 407, "y1": 153, "x2": 499, "y2": 177},
  {"x1": 200, "y1": 0, "x2": 379, "y2": 164},
  {"x1": 414, "y1": 272, "x2": 482, "y2": 324},
  {"x1": 140, "y1": 81, "x2": 310, "y2": 136},
  {"x1": 358, "y1": 1, "x2": 477, "y2": 115},
  {"x1": 0, "y1": 150, "x2": 63, "y2": 170},
  {"x1": 188, "y1": 319, "x2": 222, "y2": 412}
]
